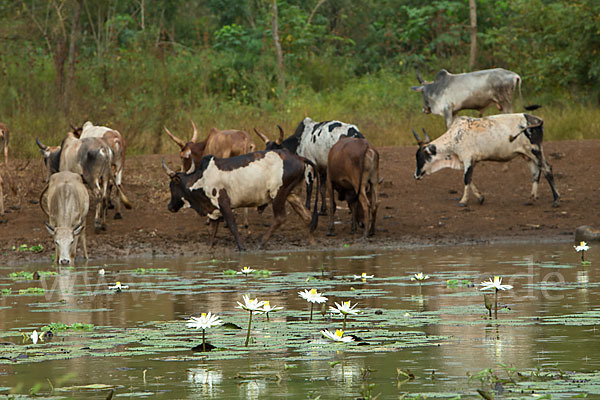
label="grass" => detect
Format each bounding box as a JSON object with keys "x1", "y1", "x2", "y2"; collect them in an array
[{"x1": 2, "y1": 66, "x2": 599, "y2": 159}]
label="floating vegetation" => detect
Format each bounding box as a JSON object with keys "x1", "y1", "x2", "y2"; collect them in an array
[
  {"x1": 17, "y1": 288, "x2": 45, "y2": 295},
  {"x1": 12, "y1": 244, "x2": 44, "y2": 253},
  {"x1": 41, "y1": 322, "x2": 95, "y2": 333},
  {"x1": 9, "y1": 270, "x2": 56, "y2": 280},
  {"x1": 132, "y1": 267, "x2": 169, "y2": 274}
]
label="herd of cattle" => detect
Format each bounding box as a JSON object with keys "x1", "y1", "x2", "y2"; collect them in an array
[{"x1": 0, "y1": 67, "x2": 561, "y2": 264}]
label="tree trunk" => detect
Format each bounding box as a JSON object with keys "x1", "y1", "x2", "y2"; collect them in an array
[
  {"x1": 65, "y1": 0, "x2": 83, "y2": 114},
  {"x1": 469, "y1": 0, "x2": 477, "y2": 70},
  {"x1": 272, "y1": 0, "x2": 285, "y2": 94}
]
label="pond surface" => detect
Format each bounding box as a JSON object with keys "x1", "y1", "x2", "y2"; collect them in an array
[{"x1": 1, "y1": 242, "x2": 599, "y2": 399}]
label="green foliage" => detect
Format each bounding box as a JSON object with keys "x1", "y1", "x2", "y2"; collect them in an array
[
  {"x1": 133, "y1": 267, "x2": 169, "y2": 274},
  {"x1": 9, "y1": 270, "x2": 56, "y2": 280},
  {"x1": 0, "y1": 0, "x2": 598, "y2": 158},
  {"x1": 18, "y1": 287, "x2": 45, "y2": 295}
]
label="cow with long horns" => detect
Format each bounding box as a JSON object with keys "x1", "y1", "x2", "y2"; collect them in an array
[
  {"x1": 413, "y1": 113, "x2": 559, "y2": 207},
  {"x1": 162, "y1": 149, "x2": 319, "y2": 251}
]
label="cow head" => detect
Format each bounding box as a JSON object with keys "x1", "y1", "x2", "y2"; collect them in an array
[
  {"x1": 412, "y1": 128, "x2": 436, "y2": 180},
  {"x1": 165, "y1": 120, "x2": 201, "y2": 170},
  {"x1": 36, "y1": 137, "x2": 61, "y2": 182},
  {"x1": 162, "y1": 158, "x2": 214, "y2": 216},
  {"x1": 410, "y1": 69, "x2": 449, "y2": 115},
  {"x1": 45, "y1": 220, "x2": 84, "y2": 265},
  {"x1": 253, "y1": 126, "x2": 285, "y2": 151}
]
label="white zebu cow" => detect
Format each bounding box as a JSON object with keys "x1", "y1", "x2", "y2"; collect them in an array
[
  {"x1": 79, "y1": 121, "x2": 130, "y2": 219},
  {"x1": 254, "y1": 117, "x2": 365, "y2": 214},
  {"x1": 413, "y1": 113, "x2": 560, "y2": 207},
  {"x1": 42, "y1": 171, "x2": 89, "y2": 265}
]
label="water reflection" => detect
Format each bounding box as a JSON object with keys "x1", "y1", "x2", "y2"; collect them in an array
[
  {"x1": 1, "y1": 243, "x2": 599, "y2": 398},
  {"x1": 187, "y1": 366, "x2": 223, "y2": 398}
]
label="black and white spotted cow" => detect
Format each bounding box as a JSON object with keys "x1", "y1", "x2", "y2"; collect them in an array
[
  {"x1": 254, "y1": 117, "x2": 365, "y2": 214},
  {"x1": 413, "y1": 113, "x2": 560, "y2": 207},
  {"x1": 162, "y1": 149, "x2": 319, "y2": 251}
]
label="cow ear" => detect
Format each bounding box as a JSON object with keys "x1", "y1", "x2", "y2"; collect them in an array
[
  {"x1": 173, "y1": 176, "x2": 181, "y2": 185},
  {"x1": 73, "y1": 220, "x2": 84, "y2": 235},
  {"x1": 410, "y1": 86, "x2": 424, "y2": 92}
]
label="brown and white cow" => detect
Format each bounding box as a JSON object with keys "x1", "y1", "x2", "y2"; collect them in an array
[
  {"x1": 79, "y1": 121, "x2": 130, "y2": 219},
  {"x1": 413, "y1": 113, "x2": 560, "y2": 207},
  {"x1": 165, "y1": 121, "x2": 255, "y2": 171},
  {"x1": 162, "y1": 149, "x2": 319, "y2": 251},
  {"x1": 326, "y1": 136, "x2": 380, "y2": 237},
  {"x1": 41, "y1": 171, "x2": 89, "y2": 265}
]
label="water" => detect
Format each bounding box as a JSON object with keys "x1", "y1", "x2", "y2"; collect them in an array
[{"x1": 1, "y1": 242, "x2": 599, "y2": 399}]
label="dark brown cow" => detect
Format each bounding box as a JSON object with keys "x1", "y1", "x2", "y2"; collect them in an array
[
  {"x1": 165, "y1": 121, "x2": 255, "y2": 171},
  {"x1": 162, "y1": 149, "x2": 318, "y2": 251},
  {"x1": 326, "y1": 136, "x2": 380, "y2": 237}
]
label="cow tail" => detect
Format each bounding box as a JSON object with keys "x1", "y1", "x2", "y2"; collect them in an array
[
  {"x1": 104, "y1": 148, "x2": 132, "y2": 210},
  {"x1": 517, "y1": 74, "x2": 541, "y2": 111},
  {"x1": 305, "y1": 159, "x2": 319, "y2": 232},
  {"x1": 39, "y1": 183, "x2": 49, "y2": 218},
  {"x1": 356, "y1": 148, "x2": 367, "y2": 207}
]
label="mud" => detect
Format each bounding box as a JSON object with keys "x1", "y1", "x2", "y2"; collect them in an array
[{"x1": 1, "y1": 140, "x2": 598, "y2": 264}]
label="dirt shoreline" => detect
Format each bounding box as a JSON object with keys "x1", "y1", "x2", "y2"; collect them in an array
[{"x1": 1, "y1": 141, "x2": 597, "y2": 265}]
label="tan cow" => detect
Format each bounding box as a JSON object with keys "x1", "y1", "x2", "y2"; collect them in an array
[
  {"x1": 0, "y1": 122, "x2": 7, "y2": 215},
  {"x1": 41, "y1": 171, "x2": 89, "y2": 265}
]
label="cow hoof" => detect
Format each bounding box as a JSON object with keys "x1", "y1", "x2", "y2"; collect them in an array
[
  {"x1": 326, "y1": 231, "x2": 336, "y2": 237},
  {"x1": 101, "y1": 224, "x2": 107, "y2": 231},
  {"x1": 94, "y1": 226, "x2": 102, "y2": 234},
  {"x1": 523, "y1": 201, "x2": 534, "y2": 206},
  {"x1": 552, "y1": 201, "x2": 560, "y2": 208},
  {"x1": 319, "y1": 210, "x2": 328, "y2": 216},
  {"x1": 458, "y1": 202, "x2": 467, "y2": 207},
  {"x1": 478, "y1": 197, "x2": 485, "y2": 205},
  {"x1": 114, "y1": 213, "x2": 122, "y2": 220},
  {"x1": 108, "y1": 203, "x2": 115, "y2": 210}
]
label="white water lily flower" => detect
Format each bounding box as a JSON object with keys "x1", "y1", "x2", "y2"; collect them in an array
[
  {"x1": 108, "y1": 281, "x2": 128, "y2": 290},
  {"x1": 98, "y1": 268, "x2": 105, "y2": 275},
  {"x1": 261, "y1": 301, "x2": 283, "y2": 314},
  {"x1": 187, "y1": 312, "x2": 223, "y2": 330},
  {"x1": 30, "y1": 330, "x2": 39, "y2": 344},
  {"x1": 236, "y1": 294, "x2": 266, "y2": 313},
  {"x1": 574, "y1": 241, "x2": 590, "y2": 252},
  {"x1": 298, "y1": 288, "x2": 328, "y2": 304},
  {"x1": 320, "y1": 329, "x2": 354, "y2": 343},
  {"x1": 411, "y1": 273, "x2": 430, "y2": 281},
  {"x1": 329, "y1": 300, "x2": 360, "y2": 316},
  {"x1": 237, "y1": 266, "x2": 256, "y2": 275},
  {"x1": 480, "y1": 276, "x2": 513, "y2": 291},
  {"x1": 353, "y1": 272, "x2": 374, "y2": 280}
]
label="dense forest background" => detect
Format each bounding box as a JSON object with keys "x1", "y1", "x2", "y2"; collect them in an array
[{"x1": 1, "y1": 0, "x2": 599, "y2": 156}]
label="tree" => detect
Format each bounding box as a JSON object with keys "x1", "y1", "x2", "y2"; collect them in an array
[{"x1": 469, "y1": 0, "x2": 477, "y2": 69}]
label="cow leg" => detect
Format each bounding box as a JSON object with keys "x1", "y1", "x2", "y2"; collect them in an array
[
  {"x1": 216, "y1": 189, "x2": 245, "y2": 251},
  {"x1": 286, "y1": 193, "x2": 311, "y2": 223},
  {"x1": 349, "y1": 199, "x2": 359, "y2": 233},
  {"x1": 358, "y1": 184, "x2": 371, "y2": 238},
  {"x1": 94, "y1": 189, "x2": 103, "y2": 233},
  {"x1": 208, "y1": 218, "x2": 220, "y2": 248},
  {"x1": 319, "y1": 171, "x2": 328, "y2": 216},
  {"x1": 305, "y1": 178, "x2": 313, "y2": 210},
  {"x1": 368, "y1": 180, "x2": 378, "y2": 237},
  {"x1": 242, "y1": 208, "x2": 249, "y2": 229},
  {"x1": 81, "y1": 225, "x2": 88, "y2": 260},
  {"x1": 525, "y1": 159, "x2": 541, "y2": 206},
  {"x1": 0, "y1": 173, "x2": 4, "y2": 216},
  {"x1": 326, "y1": 173, "x2": 337, "y2": 236},
  {"x1": 533, "y1": 149, "x2": 560, "y2": 207},
  {"x1": 444, "y1": 107, "x2": 454, "y2": 129},
  {"x1": 458, "y1": 165, "x2": 473, "y2": 206},
  {"x1": 261, "y1": 197, "x2": 288, "y2": 248},
  {"x1": 113, "y1": 168, "x2": 124, "y2": 219}
]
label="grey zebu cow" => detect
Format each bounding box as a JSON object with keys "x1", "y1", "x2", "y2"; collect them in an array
[
  {"x1": 41, "y1": 171, "x2": 89, "y2": 265},
  {"x1": 79, "y1": 121, "x2": 130, "y2": 219},
  {"x1": 413, "y1": 113, "x2": 560, "y2": 207},
  {"x1": 411, "y1": 68, "x2": 539, "y2": 128},
  {"x1": 326, "y1": 136, "x2": 380, "y2": 238},
  {"x1": 0, "y1": 123, "x2": 8, "y2": 215},
  {"x1": 254, "y1": 117, "x2": 365, "y2": 214},
  {"x1": 162, "y1": 149, "x2": 319, "y2": 251}
]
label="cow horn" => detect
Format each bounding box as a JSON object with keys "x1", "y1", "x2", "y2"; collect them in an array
[
  {"x1": 422, "y1": 128, "x2": 431, "y2": 143},
  {"x1": 190, "y1": 120, "x2": 198, "y2": 143},
  {"x1": 161, "y1": 157, "x2": 177, "y2": 178},
  {"x1": 185, "y1": 159, "x2": 196, "y2": 175},
  {"x1": 35, "y1": 137, "x2": 48, "y2": 151},
  {"x1": 164, "y1": 127, "x2": 186, "y2": 149},
  {"x1": 411, "y1": 128, "x2": 423, "y2": 145},
  {"x1": 253, "y1": 128, "x2": 269, "y2": 144},
  {"x1": 416, "y1": 69, "x2": 425, "y2": 84},
  {"x1": 277, "y1": 125, "x2": 284, "y2": 145}
]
